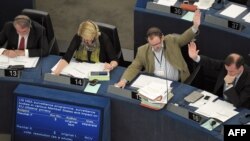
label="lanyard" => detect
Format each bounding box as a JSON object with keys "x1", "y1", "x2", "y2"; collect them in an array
[{"x1": 153, "y1": 49, "x2": 163, "y2": 67}]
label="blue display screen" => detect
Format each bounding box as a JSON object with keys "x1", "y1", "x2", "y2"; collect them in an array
[{"x1": 14, "y1": 96, "x2": 102, "y2": 141}]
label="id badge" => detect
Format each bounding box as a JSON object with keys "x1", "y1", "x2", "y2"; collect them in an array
[{"x1": 155, "y1": 70, "x2": 165, "y2": 77}]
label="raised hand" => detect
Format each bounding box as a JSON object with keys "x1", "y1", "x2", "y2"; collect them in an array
[
  {"x1": 188, "y1": 41, "x2": 199, "y2": 61},
  {"x1": 193, "y1": 9, "x2": 201, "y2": 30}
]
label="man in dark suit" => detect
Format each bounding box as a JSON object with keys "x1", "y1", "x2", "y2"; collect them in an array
[
  {"x1": 188, "y1": 42, "x2": 250, "y2": 109},
  {"x1": 0, "y1": 15, "x2": 49, "y2": 57}
]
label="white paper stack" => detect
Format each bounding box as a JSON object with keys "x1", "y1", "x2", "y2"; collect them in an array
[
  {"x1": 51, "y1": 59, "x2": 105, "y2": 79},
  {"x1": 195, "y1": 99, "x2": 238, "y2": 122},
  {"x1": 0, "y1": 55, "x2": 39, "y2": 69},
  {"x1": 138, "y1": 81, "x2": 172, "y2": 104}
]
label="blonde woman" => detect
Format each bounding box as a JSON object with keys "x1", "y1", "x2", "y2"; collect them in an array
[{"x1": 53, "y1": 20, "x2": 118, "y2": 75}]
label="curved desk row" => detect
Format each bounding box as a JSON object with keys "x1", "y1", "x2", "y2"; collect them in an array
[{"x1": 0, "y1": 55, "x2": 249, "y2": 141}]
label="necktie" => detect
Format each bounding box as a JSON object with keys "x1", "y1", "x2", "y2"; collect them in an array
[{"x1": 19, "y1": 37, "x2": 25, "y2": 50}]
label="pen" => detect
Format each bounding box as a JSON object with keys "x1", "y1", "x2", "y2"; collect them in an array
[{"x1": 212, "y1": 98, "x2": 218, "y2": 102}]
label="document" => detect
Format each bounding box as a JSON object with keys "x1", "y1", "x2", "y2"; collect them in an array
[
  {"x1": 131, "y1": 74, "x2": 172, "y2": 89},
  {"x1": 242, "y1": 12, "x2": 250, "y2": 23},
  {"x1": 0, "y1": 55, "x2": 9, "y2": 69},
  {"x1": 194, "y1": 0, "x2": 215, "y2": 10},
  {"x1": 189, "y1": 91, "x2": 218, "y2": 108},
  {"x1": 201, "y1": 118, "x2": 222, "y2": 131},
  {"x1": 84, "y1": 83, "x2": 101, "y2": 94},
  {"x1": 181, "y1": 12, "x2": 194, "y2": 22},
  {"x1": 156, "y1": 0, "x2": 177, "y2": 6},
  {"x1": 138, "y1": 82, "x2": 168, "y2": 100},
  {"x1": 195, "y1": 99, "x2": 238, "y2": 122},
  {"x1": 220, "y1": 4, "x2": 247, "y2": 18},
  {"x1": 0, "y1": 55, "x2": 39, "y2": 69},
  {"x1": 51, "y1": 59, "x2": 105, "y2": 79}
]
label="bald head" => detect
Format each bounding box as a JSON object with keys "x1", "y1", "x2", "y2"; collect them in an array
[
  {"x1": 224, "y1": 53, "x2": 244, "y2": 76},
  {"x1": 13, "y1": 15, "x2": 31, "y2": 36},
  {"x1": 224, "y1": 53, "x2": 244, "y2": 69}
]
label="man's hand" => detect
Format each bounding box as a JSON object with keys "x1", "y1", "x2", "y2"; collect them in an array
[
  {"x1": 115, "y1": 79, "x2": 127, "y2": 89},
  {"x1": 2, "y1": 50, "x2": 17, "y2": 58},
  {"x1": 104, "y1": 62, "x2": 114, "y2": 71},
  {"x1": 224, "y1": 74, "x2": 236, "y2": 85},
  {"x1": 14, "y1": 50, "x2": 25, "y2": 56},
  {"x1": 188, "y1": 41, "x2": 199, "y2": 61},
  {"x1": 193, "y1": 9, "x2": 201, "y2": 31}
]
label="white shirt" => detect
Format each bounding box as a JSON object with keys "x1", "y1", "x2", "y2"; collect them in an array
[{"x1": 153, "y1": 47, "x2": 179, "y2": 81}]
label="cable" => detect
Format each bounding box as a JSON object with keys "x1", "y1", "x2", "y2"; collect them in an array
[{"x1": 163, "y1": 42, "x2": 169, "y2": 103}]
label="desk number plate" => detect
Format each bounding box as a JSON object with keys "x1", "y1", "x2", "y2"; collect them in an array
[
  {"x1": 170, "y1": 6, "x2": 183, "y2": 15},
  {"x1": 189, "y1": 112, "x2": 202, "y2": 123},
  {"x1": 4, "y1": 69, "x2": 19, "y2": 77},
  {"x1": 228, "y1": 20, "x2": 241, "y2": 30},
  {"x1": 132, "y1": 92, "x2": 141, "y2": 101},
  {"x1": 70, "y1": 78, "x2": 84, "y2": 86}
]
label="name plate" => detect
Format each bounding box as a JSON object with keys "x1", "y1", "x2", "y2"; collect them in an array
[
  {"x1": 4, "y1": 69, "x2": 20, "y2": 78},
  {"x1": 170, "y1": 6, "x2": 183, "y2": 15},
  {"x1": 70, "y1": 78, "x2": 84, "y2": 86},
  {"x1": 228, "y1": 20, "x2": 241, "y2": 31},
  {"x1": 189, "y1": 112, "x2": 202, "y2": 123},
  {"x1": 132, "y1": 92, "x2": 141, "y2": 101}
]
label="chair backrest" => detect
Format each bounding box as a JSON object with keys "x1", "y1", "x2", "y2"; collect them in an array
[
  {"x1": 95, "y1": 22, "x2": 124, "y2": 65},
  {"x1": 21, "y1": 9, "x2": 59, "y2": 55}
]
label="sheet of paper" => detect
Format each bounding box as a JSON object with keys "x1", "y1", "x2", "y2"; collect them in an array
[
  {"x1": 51, "y1": 59, "x2": 105, "y2": 79},
  {"x1": 84, "y1": 83, "x2": 101, "y2": 94},
  {"x1": 195, "y1": 99, "x2": 238, "y2": 122},
  {"x1": 220, "y1": 4, "x2": 247, "y2": 18},
  {"x1": 242, "y1": 12, "x2": 250, "y2": 23},
  {"x1": 194, "y1": 0, "x2": 215, "y2": 10},
  {"x1": 131, "y1": 74, "x2": 172, "y2": 89},
  {"x1": 0, "y1": 55, "x2": 39, "y2": 68},
  {"x1": 181, "y1": 12, "x2": 194, "y2": 22},
  {"x1": 0, "y1": 55, "x2": 9, "y2": 63},
  {"x1": 156, "y1": 0, "x2": 177, "y2": 6},
  {"x1": 148, "y1": 91, "x2": 173, "y2": 104},
  {"x1": 189, "y1": 91, "x2": 218, "y2": 108},
  {"x1": 201, "y1": 118, "x2": 221, "y2": 131},
  {"x1": 138, "y1": 81, "x2": 168, "y2": 100}
]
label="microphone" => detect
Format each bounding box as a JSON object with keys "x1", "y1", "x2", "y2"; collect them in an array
[
  {"x1": 40, "y1": 16, "x2": 44, "y2": 77},
  {"x1": 163, "y1": 44, "x2": 169, "y2": 103}
]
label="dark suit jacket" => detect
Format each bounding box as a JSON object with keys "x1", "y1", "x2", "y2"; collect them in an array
[
  {"x1": 200, "y1": 55, "x2": 250, "y2": 109},
  {"x1": 62, "y1": 32, "x2": 118, "y2": 63},
  {"x1": 0, "y1": 21, "x2": 49, "y2": 57}
]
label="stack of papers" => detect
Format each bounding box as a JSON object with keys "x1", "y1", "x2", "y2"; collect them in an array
[
  {"x1": 0, "y1": 55, "x2": 39, "y2": 69},
  {"x1": 131, "y1": 74, "x2": 171, "y2": 89},
  {"x1": 138, "y1": 81, "x2": 172, "y2": 104},
  {"x1": 195, "y1": 99, "x2": 238, "y2": 122},
  {"x1": 51, "y1": 60, "x2": 105, "y2": 79}
]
